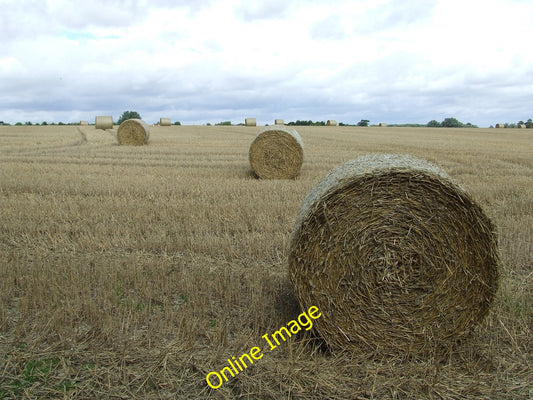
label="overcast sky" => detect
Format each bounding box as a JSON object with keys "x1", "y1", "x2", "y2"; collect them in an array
[{"x1": 1, "y1": 0, "x2": 532, "y2": 127}]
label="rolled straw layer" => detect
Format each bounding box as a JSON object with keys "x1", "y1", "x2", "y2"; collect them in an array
[
  {"x1": 289, "y1": 153, "x2": 499, "y2": 356},
  {"x1": 249, "y1": 126, "x2": 304, "y2": 179},
  {"x1": 95, "y1": 116, "x2": 113, "y2": 130},
  {"x1": 117, "y1": 119, "x2": 150, "y2": 145}
]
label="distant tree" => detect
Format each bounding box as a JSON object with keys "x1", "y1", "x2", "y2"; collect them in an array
[
  {"x1": 58, "y1": 122, "x2": 65, "y2": 125},
  {"x1": 357, "y1": 119, "x2": 370, "y2": 127},
  {"x1": 173, "y1": 121, "x2": 181, "y2": 125},
  {"x1": 526, "y1": 119, "x2": 533, "y2": 129},
  {"x1": 118, "y1": 111, "x2": 141, "y2": 125},
  {"x1": 41, "y1": 121, "x2": 48, "y2": 126},
  {"x1": 441, "y1": 117, "x2": 462, "y2": 128},
  {"x1": 427, "y1": 120, "x2": 440, "y2": 127},
  {"x1": 24, "y1": 121, "x2": 32, "y2": 126},
  {"x1": 215, "y1": 121, "x2": 232, "y2": 126},
  {"x1": 15, "y1": 122, "x2": 22, "y2": 126}
]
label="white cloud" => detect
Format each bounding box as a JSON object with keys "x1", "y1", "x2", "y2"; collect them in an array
[{"x1": 0, "y1": 0, "x2": 532, "y2": 126}]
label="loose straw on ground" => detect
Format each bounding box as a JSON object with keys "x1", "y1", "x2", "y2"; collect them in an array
[
  {"x1": 117, "y1": 119, "x2": 150, "y2": 145},
  {"x1": 249, "y1": 126, "x2": 304, "y2": 179},
  {"x1": 289, "y1": 153, "x2": 499, "y2": 356},
  {"x1": 95, "y1": 116, "x2": 113, "y2": 130}
]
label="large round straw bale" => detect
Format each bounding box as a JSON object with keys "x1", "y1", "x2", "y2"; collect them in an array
[
  {"x1": 495, "y1": 123, "x2": 505, "y2": 128},
  {"x1": 327, "y1": 120, "x2": 338, "y2": 126},
  {"x1": 245, "y1": 118, "x2": 257, "y2": 127},
  {"x1": 79, "y1": 120, "x2": 89, "y2": 126},
  {"x1": 379, "y1": 122, "x2": 387, "y2": 127},
  {"x1": 275, "y1": 119, "x2": 285, "y2": 125},
  {"x1": 160, "y1": 118, "x2": 171, "y2": 126},
  {"x1": 518, "y1": 124, "x2": 526, "y2": 128},
  {"x1": 249, "y1": 126, "x2": 304, "y2": 179},
  {"x1": 117, "y1": 119, "x2": 150, "y2": 145},
  {"x1": 289, "y1": 154, "x2": 499, "y2": 356},
  {"x1": 95, "y1": 116, "x2": 113, "y2": 130}
]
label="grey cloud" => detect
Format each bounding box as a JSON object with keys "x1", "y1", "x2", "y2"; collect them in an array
[
  {"x1": 354, "y1": 0, "x2": 438, "y2": 33},
  {"x1": 309, "y1": 13, "x2": 348, "y2": 41},
  {"x1": 235, "y1": 0, "x2": 295, "y2": 21}
]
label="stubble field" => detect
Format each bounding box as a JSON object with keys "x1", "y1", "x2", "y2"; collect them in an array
[{"x1": 0, "y1": 124, "x2": 531, "y2": 399}]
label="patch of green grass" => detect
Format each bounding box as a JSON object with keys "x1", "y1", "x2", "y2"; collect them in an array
[{"x1": 0, "y1": 358, "x2": 76, "y2": 399}]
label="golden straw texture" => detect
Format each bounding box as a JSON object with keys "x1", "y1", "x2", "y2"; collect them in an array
[
  {"x1": 327, "y1": 120, "x2": 338, "y2": 126},
  {"x1": 117, "y1": 119, "x2": 150, "y2": 145},
  {"x1": 289, "y1": 154, "x2": 499, "y2": 356},
  {"x1": 245, "y1": 118, "x2": 257, "y2": 127},
  {"x1": 95, "y1": 116, "x2": 113, "y2": 130},
  {"x1": 249, "y1": 126, "x2": 304, "y2": 179}
]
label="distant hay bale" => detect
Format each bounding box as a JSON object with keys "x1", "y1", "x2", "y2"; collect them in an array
[
  {"x1": 245, "y1": 118, "x2": 257, "y2": 127},
  {"x1": 518, "y1": 124, "x2": 526, "y2": 129},
  {"x1": 79, "y1": 120, "x2": 89, "y2": 126},
  {"x1": 160, "y1": 118, "x2": 171, "y2": 126},
  {"x1": 327, "y1": 120, "x2": 338, "y2": 126},
  {"x1": 95, "y1": 116, "x2": 113, "y2": 130},
  {"x1": 495, "y1": 123, "x2": 505, "y2": 128},
  {"x1": 117, "y1": 119, "x2": 150, "y2": 145},
  {"x1": 289, "y1": 154, "x2": 499, "y2": 356},
  {"x1": 379, "y1": 122, "x2": 387, "y2": 127},
  {"x1": 275, "y1": 119, "x2": 285, "y2": 125},
  {"x1": 249, "y1": 126, "x2": 304, "y2": 179}
]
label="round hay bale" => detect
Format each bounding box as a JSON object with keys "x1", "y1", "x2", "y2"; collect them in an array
[
  {"x1": 289, "y1": 154, "x2": 499, "y2": 356},
  {"x1": 160, "y1": 118, "x2": 171, "y2": 126},
  {"x1": 379, "y1": 122, "x2": 387, "y2": 127},
  {"x1": 95, "y1": 116, "x2": 113, "y2": 130},
  {"x1": 249, "y1": 126, "x2": 304, "y2": 179},
  {"x1": 117, "y1": 119, "x2": 150, "y2": 145},
  {"x1": 495, "y1": 123, "x2": 505, "y2": 128},
  {"x1": 79, "y1": 120, "x2": 89, "y2": 126},
  {"x1": 327, "y1": 120, "x2": 338, "y2": 126},
  {"x1": 245, "y1": 118, "x2": 257, "y2": 127},
  {"x1": 275, "y1": 119, "x2": 285, "y2": 125}
]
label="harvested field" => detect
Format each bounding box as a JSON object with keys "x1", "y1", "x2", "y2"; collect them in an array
[{"x1": 0, "y1": 125, "x2": 531, "y2": 399}]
